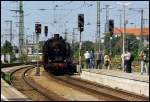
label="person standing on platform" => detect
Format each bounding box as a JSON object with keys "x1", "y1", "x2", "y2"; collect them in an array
[
  {"x1": 104, "y1": 53, "x2": 111, "y2": 70},
  {"x1": 90, "y1": 50, "x2": 94, "y2": 69},
  {"x1": 139, "y1": 50, "x2": 149, "y2": 75},
  {"x1": 129, "y1": 52, "x2": 134, "y2": 73},
  {"x1": 124, "y1": 51, "x2": 131, "y2": 73},
  {"x1": 95, "y1": 51, "x2": 103, "y2": 69},
  {"x1": 109, "y1": 53, "x2": 112, "y2": 69},
  {"x1": 84, "y1": 51, "x2": 91, "y2": 69}
]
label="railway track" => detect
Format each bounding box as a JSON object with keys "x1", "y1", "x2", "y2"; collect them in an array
[
  {"x1": 8, "y1": 65, "x2": 149, "y2": 101},
  {"x1": 46, "y1": 72, "x2": 149, "y2": 101},
  {"x1": 10, "y1": 66, "x2": 67, "y2": 101}
]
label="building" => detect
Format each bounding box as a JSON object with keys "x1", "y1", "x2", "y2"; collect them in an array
[{"x1": 114, "y1": 27, "x2": 149, "y2": 48}]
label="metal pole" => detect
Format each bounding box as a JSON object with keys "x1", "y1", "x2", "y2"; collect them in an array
[
  {"x1": 120, "y1": 11, "x2": 123, "y2": 53},
  {"x1": 72, "y1": 28, "x2": 76, "y2": 56},
  {"x1": 104, "y1": 5, "x2": 108, "y2": 53},
  {"x1": 19, "y1": 1, "x2": 24, "y2": 57},
  {"x1": 97, "y1": 1, "x2": 101, "y2": 51},
  {"x1": 106, "y1": 5, "x2": 112, "y2": 55},
  {"x1": 119, "y1": 10, "x2": 122, "y2": 30},
  {"x1": 97, "y1": 1, "x2": 98, "y2": 51},
  {"x1": 105, "y1": 5, "x2": 109, "y2": 33},
  {"x1": 139, "y1": 9, "x2": 144, "y2": 54},
  {"x1": 122, "y1": 5, "x2": 126, "y2": 70},
  {"x1": 79, "y1": 31, "x2": 82, "y2": 74},
  {"x1": 35, "y1": 33, "x2": 40, "y2": 76},
  {"x1": 9, "y1": 21, "x2": 12, "y2": 44}
]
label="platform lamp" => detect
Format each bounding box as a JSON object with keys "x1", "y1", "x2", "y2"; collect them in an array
[{"x1": 117, "y1": 2, "x2": 131, "y2": 71}]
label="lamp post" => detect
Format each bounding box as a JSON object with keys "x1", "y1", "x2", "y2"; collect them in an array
[
  {"x1": 129, "y1": 8, "x2": 144, "y2": 54},
  {"x1": 117, "y1": 2, "x2": 131, "y2": 71}
]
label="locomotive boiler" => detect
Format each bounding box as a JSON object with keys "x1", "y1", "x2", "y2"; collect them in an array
[{"x1": 43, "y1": 34, "x2": 76, "y2": 74}]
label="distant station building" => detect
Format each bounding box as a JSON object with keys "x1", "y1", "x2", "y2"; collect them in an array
[{"x1": 114, "y1": 27, "x2": 149, "y2": 48}]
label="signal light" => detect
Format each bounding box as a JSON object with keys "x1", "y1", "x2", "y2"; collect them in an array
[
  {"x1": 35, "y1": 24, "x2": 41, "y2": 33},
  {"x1": 44, "y1": 26, "x2": 48, "y2": 37},
  {"x1": 109, "y1": 20, "x2": 114, "y2": 37},
  {"x1": 78, "y1": 14, "x2": 84, "y2": 32}
]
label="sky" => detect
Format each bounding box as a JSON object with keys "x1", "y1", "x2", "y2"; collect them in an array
[{"x1": 1, "y1": 1, "x2": 149, "y2": 46}]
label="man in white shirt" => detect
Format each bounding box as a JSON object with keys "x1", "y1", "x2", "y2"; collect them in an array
[
  {"x1": 84, "y1": 51, "x2": 91, "y2": 69},
  {"x1": 124, "y1": 51, "x2": 131, "y2": 73}
]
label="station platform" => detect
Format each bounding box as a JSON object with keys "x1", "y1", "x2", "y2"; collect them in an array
[
  {"x1": 80, "y1": 69, "x2": 149, "y2": 97},
  {"x1": 1, "y1": 78, "x2": 31, "y2": 101},
  {"x1": 1, "y1": 65, "x2": 32, "y2": 74}
]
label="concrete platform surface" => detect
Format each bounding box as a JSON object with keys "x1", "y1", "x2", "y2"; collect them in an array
[
  {"x1": 81, "y1": 69, "x2": 149, "y2": 97},
  {"x1": 82, "y1": 69, "x2": 149, "y2": 82},
  {"x1": 1, "y1": 78, "x2": 31, "y2": 101}
]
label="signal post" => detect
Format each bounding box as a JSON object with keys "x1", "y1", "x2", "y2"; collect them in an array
[
  {"x1": 78, "y1": 14, "x2": 84, "y2": 74},
  {"x1": 35, "y1": 23, "x2": 41, "y2": 76}
]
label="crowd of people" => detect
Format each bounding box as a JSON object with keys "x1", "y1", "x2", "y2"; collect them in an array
[
  {"x1": 83, "y1": 49, "x2": 149, "y2": 75},
  {"x1": 84, "y1": 50, "x2": 111, "y2": 70}
]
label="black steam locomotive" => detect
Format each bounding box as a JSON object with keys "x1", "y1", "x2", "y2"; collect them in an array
[{"x1": 43, "y1": 34, "x2": 76, "y2": 74}]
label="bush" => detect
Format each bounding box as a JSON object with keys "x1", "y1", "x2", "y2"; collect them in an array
[{"x1": 18, "y1": 53, "x2": 28, "y2": 63}]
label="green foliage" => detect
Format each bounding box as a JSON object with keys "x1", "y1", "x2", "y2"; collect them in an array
[
  {"x1": 39, "y1": 41, "x2": 45, "y2": 53},
  {"x1": 104, "y1": 33, "x2": 111, "y2": 54},
  {"x1": 72, "y1": 41, "x2": 95, "y2": 60},
  {"x1": 82, "y1": 41, "x2": 95, "y2": 52},
  {"x1": 1, "y1": 41, "x2": 18, "y2": 63},
  {"x1": 111, "y1": 36, "x2": 122, "y2": 56},
  {"x1": 127, "y1": 35, "x2": 139, "y2": 59},
  {"x1": 10, "y1": 53, "x2": 17, "y2": 63},
  {"x1": 1, "y1": 72, "x2": 11, "y2": 84},
  {"x1": 18, "y1": 53, "x2": 28, "y2": 63},
  {"x1": 103, "y1": 33, "x2": 140, "y2": 59},
  {"x1": 1, "y1": 40, "x2": 13, "y2": 54}
]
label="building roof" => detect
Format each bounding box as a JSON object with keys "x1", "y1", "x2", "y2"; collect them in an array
[{"x1": 114, "y1": 27, "x2": 149, "y2": 36}]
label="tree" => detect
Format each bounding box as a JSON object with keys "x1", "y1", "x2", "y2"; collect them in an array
[
  {"x1": 104, "y1": 33, "x2": 111, "y2": 54},
  {"x1": 110, "y1": 34, "x2": 140, "y2": 60},
  {"x1": 127, "y1": 35, "x2": 139, "y2": 60},
  {"x1": 39, "y1": 41, "x2": 45, "y2": 53},
  {"x1": 71, "y1": 41, "x2": 95, "y2": 60},
  {"x1": 18, "y1": 53, "x2": 28, "y2": 63},
  {"x1": 1, "y1": 40, "x2": 13, "y2": 54},
  {"x1": 111, "y1": 36, "x2": 122, "y2": 56},
  {"x1": 1, "y1": 40, "x2": 14, "y2": 63},
  {"x1": 82, "y1": 41, "x2": 95, "y2": 52}
]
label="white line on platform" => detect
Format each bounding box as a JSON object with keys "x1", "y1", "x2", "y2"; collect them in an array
[{"x1": 1, "y1": 94, "x2": 8, "y2": 101}]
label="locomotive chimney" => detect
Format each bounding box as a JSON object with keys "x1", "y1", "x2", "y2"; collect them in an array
[{"x1": 54, "y1": 34, "x2": 59, "y2": 38}]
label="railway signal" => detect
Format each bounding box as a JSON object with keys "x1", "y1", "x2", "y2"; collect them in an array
[
  {"x1": 44, "y1": 26, "x2": 48, "y2": 37},
  {"x1": 78, "y1": 14, "x2": 84, "y2": 74},
  {"x1": 109, "y1": 19, "x2": 114, "y2": 37},
  {"x1": 78, "y1": 14, "x2": 84, "y2": 32},
  {"x1": 35, "y1": 24, "x2": 41, "y2": 34},
  {"x1": 35, "y1": 23, "x2": 41, "y2": 76}
]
